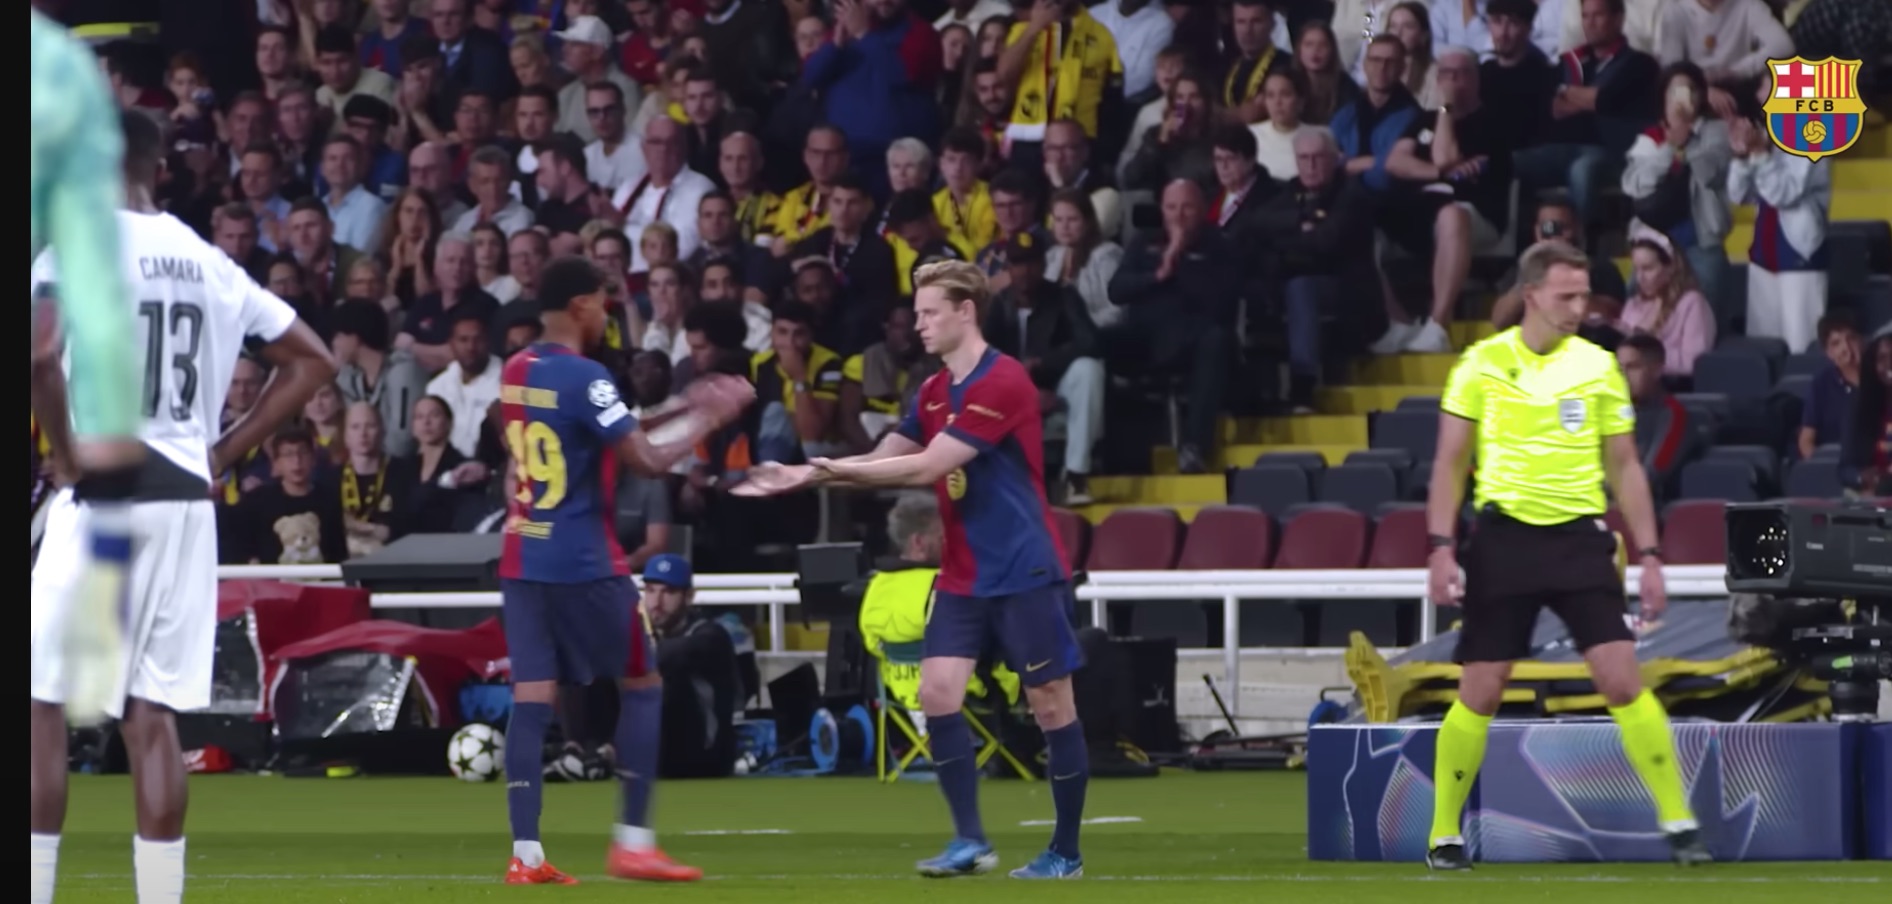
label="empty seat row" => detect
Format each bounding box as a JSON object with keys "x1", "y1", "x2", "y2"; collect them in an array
[
  {"x1": 1232, "y1": 462, "x2": 1431, "y2": 516},
  {"x1": 1678, "y1": 450, "x2": 1849, "y2": 501},
  {"x1": 1050, "y1": 498, "x2": 1757, "y2": 576}
]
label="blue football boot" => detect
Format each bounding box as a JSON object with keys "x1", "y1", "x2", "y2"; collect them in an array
[
  {"x1": 916, "y1": 838, "x2": 998, "y2": 878},
  {"x1": 1008, "y1": 849, "x2": 1083, "y2": 879}
]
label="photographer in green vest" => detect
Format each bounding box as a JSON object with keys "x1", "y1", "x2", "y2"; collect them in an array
[{"x1": 858, "y1": 493, "x2": 1019, "y2": 729}]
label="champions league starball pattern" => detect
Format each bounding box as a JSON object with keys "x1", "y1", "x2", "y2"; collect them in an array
[{"x1": 1308, "y1": 722, "x2": 1859, "y2": 862}]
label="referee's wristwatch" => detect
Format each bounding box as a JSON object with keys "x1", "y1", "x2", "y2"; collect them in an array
[
  {"x1": 1426, "y1": 533, "x2": 1455, "y2": 551},
  {"x1": 1637, "y1": 546, "x2": 1665, "y2": 562}
]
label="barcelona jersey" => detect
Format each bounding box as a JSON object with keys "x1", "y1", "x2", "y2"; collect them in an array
[
  {"x1": 897, "y1": 347, "x2": 1068, "y2": 597},
  {"x1": 497, "y1": 342, "x2": 638, "y2": 582}
]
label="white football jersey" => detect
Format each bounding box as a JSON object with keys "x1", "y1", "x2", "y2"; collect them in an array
[{"x1": 30, "y1": 211, "x2": 298, "y2": 483}]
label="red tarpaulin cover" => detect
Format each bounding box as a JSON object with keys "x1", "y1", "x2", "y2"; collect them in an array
[
  {"x1": 216, "y1": 580, "x2": 373, "y2": 718},
  {"x1": 269, "y1": 619, "x2": 508, "y2": 728}
]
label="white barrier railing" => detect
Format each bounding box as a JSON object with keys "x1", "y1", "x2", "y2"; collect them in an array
[{"x1": 218, "y1": 564, "x2": 1732, "y2": 718}]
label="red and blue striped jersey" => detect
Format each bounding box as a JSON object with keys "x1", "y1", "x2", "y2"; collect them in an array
[
  {"x1": 897, "y1": 347, "x2": 1068, "y2": 597},
  {"x1": 497, "y1": 342, "x2": 638, "y2": 582}
]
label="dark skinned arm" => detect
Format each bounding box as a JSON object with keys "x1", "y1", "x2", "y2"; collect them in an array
[{"x1": 212, "y1": 320, "x2": 338, "y2": 474}]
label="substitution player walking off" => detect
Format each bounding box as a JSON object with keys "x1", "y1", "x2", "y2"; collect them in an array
[
  {"x1": 1423, "y1": 242, "x2": 1710, "y2": 870},
  {"x1": 495, "y1": 257, "x2": 756, "y2": 885},
  {"x1": 735, "y1": 260, "x2": 1090, "y2": 880},
  {"x1": 32, "y1": 109, "x2": 337, "y2": 904}
]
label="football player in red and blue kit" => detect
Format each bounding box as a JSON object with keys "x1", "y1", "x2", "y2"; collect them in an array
[
  {"x1": 496, "y1": 257, "x2": 754, "y2": 886},
  {"x1": 735, "y1": 260, "x2": 1088, "y2": 880}
]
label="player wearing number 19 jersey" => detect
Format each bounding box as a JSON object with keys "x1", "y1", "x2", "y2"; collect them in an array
[{"x1": 495, "y1": 257, "x2": 754, "y2": 885}]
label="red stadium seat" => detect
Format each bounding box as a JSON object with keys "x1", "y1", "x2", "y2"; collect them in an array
[
  {"x1": 1176, "y1": 505, "x2": 1274, "y2": 569},
  {"x1": 1085, "y1": 507, "x2": 1184, "y2": 571},
  {"x1": 1662, "y1": 500, "x2": 1728, "y2": 565},
  {"x1": 1367, "y1": 504, "x2": 1428, "y2": 568},
  {"x1": 1049, "y1": 507, "x2": 1091, "y2": 574},
  {"x1": 1275, "y1": 506, "x2": 1370, "y2": 569}
]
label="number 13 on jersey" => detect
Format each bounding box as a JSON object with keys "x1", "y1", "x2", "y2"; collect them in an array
[{"x1": 506, "y1": 420, "x2": 567, "y2": 509}]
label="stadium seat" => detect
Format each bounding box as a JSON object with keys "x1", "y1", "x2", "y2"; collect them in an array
[
  {"x1": 1317, "y1": 463, "x2": 1400, "y2": 515},
  {"x1": 1774, "y1": 374, "x2": 1812, "y2": 407},
  {"x1": 1176, "y1": 505, "x2": 1274, "y2": 569},
  {"x1": 1678, "y1": 458, "x2": 1761, "y2": 501},
  {"x1": 1781, "y1": 352, "x2": 1828, "y2": 379},
  {"x1": 1366, "y1": 504, "x2": 1428, "y2": 568},
  {"x1": 1229, "y1": 465, "x2": 1313, "y2": 518},
  {"x1": 1345, "y1": 448, "x2": 1414, "y2": 470},
  {"x1": 1085, "y1": 507, "x2": 1184, "y2": 570},
  {"x1": 1275, "y1": 506, "x2": 1370, "y2": 569},
  {"x1": 1661, "y1": 500, "x2": 1728, "y2": 565},
  {"x1": 1371, "y1": 410, "x2": 1439, "y2": 461},
  {"x1": 1692, "y1": 351, "x2": 1774, "y2": 402},
  {"x1": 1049, "y1": 508, "x2": 1091, "y2": 574},
  {"x1": 1252, "y1": 450, "x2": 1329, "y2": 474},
  {"x1": 1702, "y1": 444, "x2": 1779, "y2": 494},
  {"x1": 1715, "y1": 335, "x2": 1789, "y2": 372},
  {"x1": 1405, "y1": 460, "x2": 1434, "y2": 501},
  {"x1": 1784, "y1": 459, "x2": 1844, "y2": 499},
  {"x1": 1674, "y1": 392, "x2": 1732, "y2": 426},
  {"x1": 1395, "y1": 395, "x2": 1441, "y2": 412},
  {"x1": 1807, "y1": 443, "x2": 1842, "y2": 462}
]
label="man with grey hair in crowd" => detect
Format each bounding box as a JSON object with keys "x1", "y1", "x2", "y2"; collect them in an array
[
  {"x1": 1253, "y1": 128, "x2": 1377, "y2": 412},
  {"x1": 408, "y1": 140, "x2": 469, "y2": 224},
  {"x1": 1380, "y1": 45, "x2": 1512, "y2": 353}
]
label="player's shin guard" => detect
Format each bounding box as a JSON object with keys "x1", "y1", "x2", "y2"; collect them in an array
[
  {"x1": 928, "y1": 711, "x2": 988, "y2": 844},
  {"x1": 506, "y1": 702, "x2": 554, "y2": 862},
  {"x1": 1429, "y1": 701, "x2": 1492, "y2": 845},
  {"x1": 613, "y1": 685, "x2": 662, "y2": 849},
  {"x1": 1609, "y1": 691, "x2": 1696, "y2": 829},
  {"x1": 132, "y1": 835, "x2": 185, "y2": 904},
  {"x1": 30, "y1": 833, "x2": 59, "y2": 904},
  {"x1": 1043, "y1": 721, "x2": 1088, "y2": 861}
]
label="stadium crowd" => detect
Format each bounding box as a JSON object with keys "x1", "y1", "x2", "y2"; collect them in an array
[{"x1": 28, "y1": 0, "x2": 1892, "y2": 576}]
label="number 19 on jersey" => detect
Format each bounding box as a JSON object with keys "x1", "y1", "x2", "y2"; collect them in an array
[{"x1": 506, "y1": 420, "x2": 567, "y2": 509}]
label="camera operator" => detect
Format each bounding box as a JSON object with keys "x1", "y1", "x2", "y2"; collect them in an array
[
  {"x1": 858, "y1": 493, "x2": 1020, "y2": 731},
  {"x1": 859, "y1": 494, "x2": 1148, "y2": 773},
  {"x1": 642, "y1": 554, "x2": 757, "y2": 779}
]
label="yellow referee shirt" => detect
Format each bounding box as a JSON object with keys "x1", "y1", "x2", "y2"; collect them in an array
[{"x1": 1440, "y1": 329, "x2": 1635, "y2": 526}]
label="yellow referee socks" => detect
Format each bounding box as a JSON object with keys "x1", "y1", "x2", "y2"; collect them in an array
[
  {"x1": 1609, "y1": 690, "x2": 1696, "y2": 829},
  {"x1": 1429, "y1": 701, "x2": 1492, "y2": 845}
]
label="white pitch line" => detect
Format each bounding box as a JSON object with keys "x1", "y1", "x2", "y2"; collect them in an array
[
  {"x1": 683, "y1": 829, "x2": 796, "y2": 835},
  {"x1": 71, "y1": 872, "x2": 1888, "y2": 885},
  {"x1": 1018, "y1": 816, "x2": 1144, "y2": 827}
]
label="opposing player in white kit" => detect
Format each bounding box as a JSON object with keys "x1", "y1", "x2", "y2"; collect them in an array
[{"x1": 29, "y1": 110, "x2": 336, "y2": 904}]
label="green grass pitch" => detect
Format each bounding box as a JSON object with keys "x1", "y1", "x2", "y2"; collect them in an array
[{"x1": 55, "y1": 770, "x2": 1888, "y2": 902}]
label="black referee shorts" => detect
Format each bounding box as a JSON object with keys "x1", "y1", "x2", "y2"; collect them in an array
[{"x1": 1453, "y1": 508, "x2": 1637, "y2": 664}]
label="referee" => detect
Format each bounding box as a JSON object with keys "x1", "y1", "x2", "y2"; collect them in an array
[{"x1": 1423, "y1": 242, "x2": 1710, "y2": 870}]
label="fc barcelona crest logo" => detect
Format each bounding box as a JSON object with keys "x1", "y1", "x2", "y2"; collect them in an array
[{"x1": 1763, "y1": 57, "x2": 1867, "y2": 162}]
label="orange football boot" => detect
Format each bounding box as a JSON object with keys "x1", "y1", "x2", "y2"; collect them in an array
[
  {"x1": 505, "y1": 857, "x2": 579, "y2": 885},
  {"x1": 605, "y1": 845, "x2": 703, "y2": 882}
]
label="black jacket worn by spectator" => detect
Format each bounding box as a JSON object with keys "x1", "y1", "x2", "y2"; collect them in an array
[
  {"x1": 697, "y1": 0, "x2": 799, "y2": 113},
  {"x1": 657, "y1": 613, "x2": 744, "y2": 779},
  {"x1": 1123, "y1": 128, "x2": 1218, "y2": 196},
  {"x1": 386, "y1": 446, "x2": 479, "y2": 538},
  {"x1": 1546, "y1": 40, "x2": 1661, "y2": 155},
  {"x1": 1211, "y1": 174, "x2": 1276, "y2": 244},
  {"x1": 1481, "y1": 48, "x2": 1559, "y2": 153},
  {"x1": 1109, "y1": 229, "x2": 1243, "y2": 325},
  {"x1": 404, "y1": 289, "x2": 502, "y2": 346},
  {"x1": 1253, "y1": 175, "x2": 1377, "y2": 280},
  {"x1": 1398, "y1": 107, "x2": 1516, "y2": 231},
  {"x1": 440, "y1": 26, "x2": 518, "y2": 103},
  {"x1": 223, "y1": 481, "x2": 350, "y2": 565},
  {"x1": 983, "y1": 281, "x2": 1100, "y2": 388},
  {"x1": 791, "y1": 228, "x2": 899, "y2": 348}
]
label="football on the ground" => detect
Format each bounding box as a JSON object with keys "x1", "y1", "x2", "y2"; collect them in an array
[{"x1": 447, "y1": 723, "x2": 504, "y2": 782}]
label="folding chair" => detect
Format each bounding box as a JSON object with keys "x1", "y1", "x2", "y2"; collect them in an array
[{"x1": 874, "y1": 641, "x2": 1034, "y2": 783}]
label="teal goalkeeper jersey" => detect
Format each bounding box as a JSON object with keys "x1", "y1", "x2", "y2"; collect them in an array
[{"x1": 30, "y1": 11, "x2": 137, "y2": 441}]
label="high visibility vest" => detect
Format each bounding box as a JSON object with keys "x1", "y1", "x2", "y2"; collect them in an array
[{"x1": 858, "y1": 566, "x2": 1019, "y2": 709}]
